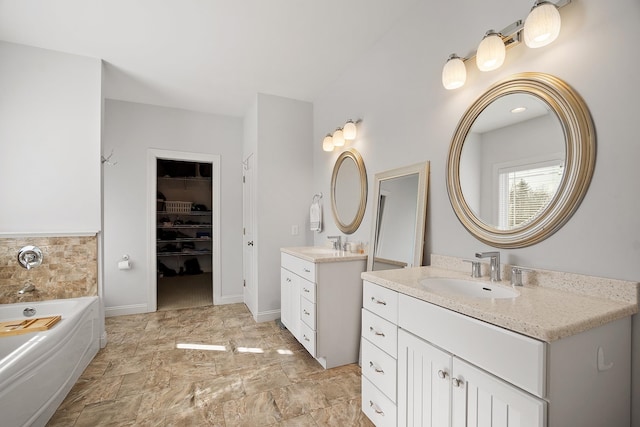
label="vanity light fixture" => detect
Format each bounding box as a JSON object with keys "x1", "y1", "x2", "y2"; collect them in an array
[
  {"x1": 524, "y1": 1, "x2": 562, "y2": 48},
  {"x1": 343, "y1": 120, "x2": 358, "y2": 141},
  {"x1": 332, "y1": 128, "x2": 345, "y2": 147},
  {"x1": 322, "y1": 134, "x2": 334, "y2": 152},
  {"x1": 476, "y1": 30, "x2": 506, "y2": 72},
  {"x1": 442, "y1": 54, "x2": 467, "y2": 90},
  {"x1": 322, "y1": 119, "x2": 362, "y2": 152},
  {"x1": 442, "y1": 0, "x2": 570, "y2": 90}
]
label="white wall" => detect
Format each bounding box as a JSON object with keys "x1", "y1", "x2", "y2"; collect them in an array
[
  {"x1": 102, "y1": 100, "x2": 243, "y2": 314},
  {"x1": 0, "y1": 42, "x2": 102, "y2": 234},
  {"x1": 244, "y1": 93, "x2": 314, "y2": 321},
  {"x1": 312, "y1": 1, "x2": 640, "y2": 423}
]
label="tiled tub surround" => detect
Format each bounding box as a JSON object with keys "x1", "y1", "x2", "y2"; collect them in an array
[
  {"x1": 0, "y1": 235, "x2": 98, "y2": 304},
  {"x1": 362, "y1": 254, "x2": 639, "y2": 342}
]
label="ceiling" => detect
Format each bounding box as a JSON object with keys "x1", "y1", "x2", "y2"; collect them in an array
[{"x1": 0, "y1": 0, "x2": 419, "y2": 117}]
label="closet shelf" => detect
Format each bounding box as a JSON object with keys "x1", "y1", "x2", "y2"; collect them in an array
[
  {"x1": 157, "y1": 211, "x2": 211, "y2": 216},
  {"x1": 157, "y1": 238, "x2": 211, "y2": 243},
  {"x1": 158, "y1": 251, "x2": 212, "y2": 257}
]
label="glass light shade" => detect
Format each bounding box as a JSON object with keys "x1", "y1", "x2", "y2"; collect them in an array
[
  {"x1": 476, "y1": 31, "x2": 506, "y2": 72},
  {"x1": 442, "y1": 55, "x2": 467, "y2": 90},
  {"x1": 343, "y1": 120, "x2": 357, "y2": 140},
  {"x1": 332, "y1": 128, "x2": 345, "y2": 147},
  {"x1": 322, "y1": 134, "x2": 334, "y2": 152},
  {"x1": 524, "y1": 2, "x2": 561, "y2": 48}
]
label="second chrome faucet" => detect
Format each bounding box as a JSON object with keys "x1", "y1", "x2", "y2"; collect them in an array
[{"x1": 475, "y1": 251, "x2": 501, "y2": 282}]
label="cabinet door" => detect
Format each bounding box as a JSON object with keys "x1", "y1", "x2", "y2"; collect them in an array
[
  {"x1": 452, "y1": 357, "x2": 546, "y2": 427},
  {"x1": 280, "y1": 268, "x2": 300, "y2": 341},
  {"x1": 398, "y1": 330, "x2": 451, "y2": 427}
]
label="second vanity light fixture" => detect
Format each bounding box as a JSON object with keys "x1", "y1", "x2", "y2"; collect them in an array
[
  {"x1": 442, "y1": 0, "x2": 570, "y2": 90},
  {"x1": 323, "y1": 119, "x2": 360, "y2": 152}
]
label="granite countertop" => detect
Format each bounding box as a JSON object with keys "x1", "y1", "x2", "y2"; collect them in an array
[
  {"x1": 281, "y1": 246, "x2": 367, "y2": 263},
  {"x1": 361, "y1": 265, "x2": 639, "y2": 343}
]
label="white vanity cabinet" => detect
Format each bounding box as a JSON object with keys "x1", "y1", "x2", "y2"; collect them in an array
[
  {"x1": 361, "y1": 281, "x2": 632, "y2": 427},
  {"x1": 398, "y1": 329, "x2": 544, "y2": 427},
  {"x1": 280, "y1": 251, "x2": 366, "y2": 369}
]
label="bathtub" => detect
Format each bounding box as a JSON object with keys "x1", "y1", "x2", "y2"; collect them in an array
[{"x1": 0, "y1": 296, "x2": 100, "y2": 427}]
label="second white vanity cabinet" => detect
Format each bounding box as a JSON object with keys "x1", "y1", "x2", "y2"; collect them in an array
[
  {"x1": 362, "y1": 280, "x2": 632, "y2": 427},
  {"x1": 280, "y1": 249, "x2": 366, "y2": 369}
]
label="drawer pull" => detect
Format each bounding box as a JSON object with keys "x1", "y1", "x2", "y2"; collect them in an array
[
  {"x1": 369, "y1": 326, "x2": 385, "y2": 337},
  {"x1": 369, "y1": 400, "x2": 384, "y2": 416},
  {"x1": 437, "y1": 369, "x2": 448, "y2": 380},
  {"x1": 303, "y1": 288, "x2": 310, "y2": 293},
  {"x1": 303, "y1": 268, "x2": 311, "y2": 273},
  {"x1": 452, "y1": 377, "x2": 463, "y2": 388},
  {"x1": 303, "y1": 309, "x2": 310, "y2": 316},
  {"x1": 303, "y1": 335, "x2": 310, "y2": 342},
  {"x1": 286, "y1": 278, "x2": 292, "y2": 282},
  {"x1": 370, "y1": 297, "x2": 387, "y2": 305},
  {"x1": 369, "y1": 361, "x2": 384, "y2": 374}
]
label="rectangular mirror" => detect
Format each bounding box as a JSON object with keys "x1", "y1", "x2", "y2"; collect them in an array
[{"x1": 367, "y1": 162, "x2": 429, "y2": 271}]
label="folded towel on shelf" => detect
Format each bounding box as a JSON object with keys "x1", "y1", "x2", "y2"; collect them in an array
[{"x1": 310, "y1": 200, "x2": 322, "y2": 232}]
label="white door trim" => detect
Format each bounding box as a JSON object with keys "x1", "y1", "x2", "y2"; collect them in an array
[{"x1": 147, "y1": 149, "x2": 221, "y2": 311}]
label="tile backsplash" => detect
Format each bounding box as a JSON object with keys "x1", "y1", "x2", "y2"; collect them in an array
[{"x1": 0, "y1": 235, "x2": 98, "y2": 304}]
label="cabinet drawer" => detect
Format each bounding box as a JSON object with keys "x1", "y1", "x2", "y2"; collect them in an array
[
  {"x1": 362, "y1": 338, "x2": 397, "y2": 403},
  {"x1": 362, "y1": 308, "x2": 398, "y2": 358},
  {"x1": 362, "y1": 376, "x2": 397, "y2": 427},
  {"x1": 299, "y1": 279, "x2": 316, "y2": 303},
  {"x1": 281, "y1": 252, "x2": 316, "y2": 282},
  {"x1": 300, "y1": 297, "x2": 316, "y2": 330},
  {"x1": 299, "y1": 321, "x2": 316, "y2": 357},
  {"x1": 398, "y1": 294, "x2": 546, "y2": 397},
  {"x1": 363, "y1": 281, "x2": 398, "y2": 323}
]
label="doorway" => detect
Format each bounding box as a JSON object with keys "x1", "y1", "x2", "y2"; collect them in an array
[{"x1": 147, "y1": 149, "x2": 221, "y2": 312}]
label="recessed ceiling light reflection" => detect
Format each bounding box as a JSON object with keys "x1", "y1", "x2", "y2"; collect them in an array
[
  {"x1": 511, "y1": 106, "x2": 527, "y2": 113},
  {"x1": 277, "y1": 349, "x2": 294, "y2": 355},
  {"x1": 176, "y1": 343, "x2": 227, "y2": 351}
]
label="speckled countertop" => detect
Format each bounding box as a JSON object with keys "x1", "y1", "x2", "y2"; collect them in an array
[
  {"x1": 362, "y1": 256, "x2": 639, "y2": 343},
  {"x1": 281, "y1": 247, "x2": 367, "y2": 263}
]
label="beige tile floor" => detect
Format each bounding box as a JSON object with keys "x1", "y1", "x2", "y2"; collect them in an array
[{"x1": 47, "y1": 303, "x2": 374, "y2": 427}]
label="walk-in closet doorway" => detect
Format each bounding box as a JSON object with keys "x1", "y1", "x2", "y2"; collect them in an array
[{"x1": 147, "y1": 149, "x2": 221, "y2": 312}]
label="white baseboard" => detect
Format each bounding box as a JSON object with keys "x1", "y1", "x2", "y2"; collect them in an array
[
  {"x1": 215, "y1": 294, "x2": 244, "y2": 305},
  {"x1": 255, "y1": 309, "x2": 281, "y2": 323},
  {"x1": 105, "y1": 303, "x2": 148, "y2": 317}
]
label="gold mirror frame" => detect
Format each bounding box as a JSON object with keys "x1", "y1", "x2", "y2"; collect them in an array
[
  {"x1": 331, "y1": 148, "x2": 368, "y2": 234},
  {"x1": 447, "y1": 72, "x2": 596, "y2": 248}
]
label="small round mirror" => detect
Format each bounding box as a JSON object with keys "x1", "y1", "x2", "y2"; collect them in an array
[{"x1": 331, "y1": 149, "x2": 367, "y2": 234}]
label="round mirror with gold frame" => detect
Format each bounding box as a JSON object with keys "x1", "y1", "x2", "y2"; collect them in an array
[
  {"x1": 447, "y1": 72, "x2": 596, "y2": 248},
  {"x1": 331, "y1": 148, "x2": 368, "y2": 234}
]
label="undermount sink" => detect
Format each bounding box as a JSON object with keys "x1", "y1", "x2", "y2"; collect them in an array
[{"x1": 419, "y1": 277, "x2": 520, "y2": 299}]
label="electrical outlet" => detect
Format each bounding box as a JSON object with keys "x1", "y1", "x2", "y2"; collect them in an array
[{"x1": 291, "y1": 225, "x2": 299, "y2": 236}]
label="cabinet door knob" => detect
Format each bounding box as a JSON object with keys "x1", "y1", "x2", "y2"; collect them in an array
[
  {"x1": 437, "y1": 369, "x2": 448, "y2": 380},
  {"x1": 371, "y1": 297, "x2": 387, "y2": 305},
  {"x1": 452, "y1": 377, "x2": 463, "y2": 388},
  {"x1": 303, "y1": 268, "x2": 311, "y2": 273},
  {"x1": 286, "y1": 278, "x2": 292, "y2": 282},
  {"x1": 369, "y1": 400, "x2": 384, "y2": 415},
  {"x1": 369, "y1": 326, "x2": 385, "y2": 337},
  {"x1": 247, "y1": 241, "x2": 254, "y2": 246},
  {"x1": 369, "y1": 361, "x2": 384, "y2": 374}
]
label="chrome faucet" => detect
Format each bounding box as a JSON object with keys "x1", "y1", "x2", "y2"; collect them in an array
[
  {"x1": 475, "y1": 251, "x2": 501, "y2": 282},
  {"x1": 327, "y1": 235, "x2": 342, "y2": 251},
  {"x1": 18, "y1": 282, "x2": 36, "y2": 294}
]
